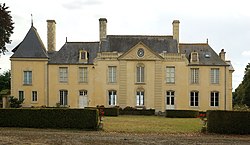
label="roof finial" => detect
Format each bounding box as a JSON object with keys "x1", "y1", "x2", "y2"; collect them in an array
[
  {"x1": 206, "y1": 38, "x2": 208, "y2": 44},
  {"x1": 31, "y1": 14, "x2": 33, "y2": 26}
]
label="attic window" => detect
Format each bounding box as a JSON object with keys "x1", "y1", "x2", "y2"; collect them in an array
[
  {"x1": 191, "y1": 52, "x2": 199, "y2": 63},
  {"x1": 204, "y1": 52, "x2": 211, "y2": 58},
  {"x1": 79, "y1": 50, "x2": 89, "y2": 60}
]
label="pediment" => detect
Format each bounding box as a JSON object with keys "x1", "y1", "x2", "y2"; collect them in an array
[{"x1": 118, "y1": 42, "x2": 163, "y2": 60}]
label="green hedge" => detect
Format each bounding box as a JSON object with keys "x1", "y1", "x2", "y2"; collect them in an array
[
  {"x1": 85, "y1": 107, "x2": 119, "y2": 116},
  {"x1": 0, "y1": 108, "x2": 99, "y2": 130},
  {"x1": 207, "y1": 110, "x2": 250, "y2": 134},
  {"x1": 166, "y1": 110, "x2": 199, "y2": 118},
  {"x1": 120, "y1": 107, "x2": 155, "y2": 115}
]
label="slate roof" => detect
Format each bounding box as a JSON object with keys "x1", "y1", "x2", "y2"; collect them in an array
[
  {"x1": 179, "y1": 43, "x2": 228, "y2": 66},
  {"x1": 101, "y1": 35, "x2": 178, "y2": 53},
  {"x1": 49, "y1": 42, "x2": 99, "y2": 64},
  {"x1": 11, "y1": 26, "x2": 48, "y2": 58}
]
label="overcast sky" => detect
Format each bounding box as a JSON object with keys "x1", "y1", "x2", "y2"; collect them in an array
[{"x1": 1, "y1": 0, "x2": 250, "y2": 90}]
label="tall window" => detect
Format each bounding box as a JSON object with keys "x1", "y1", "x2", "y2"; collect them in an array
[
  {"x1": 108, "y1": 90, "x2": 117, "y2": 106},
  {"x1": 108, "y1": 66, "x2": 117, "y2": 83},
  {"x1": 23, "y1": 71, "x2": 32, "y2": 85},
  {"x1": 211, "y1": 68, "x2": 219, "y2": 84},
  {"x1": 79, "y1": 67, "x2": 88, "y2": 83},
  {"x1": 211, "y1": 91, "x2": 219, "y2": 107},
  {"x1": 166, "y1": 67, "x2": 175, "y2": 83},
  {"x1": 136, "y1": 89, "x2": 144, "y2": 106},
  {"x1": 60, "y1": 90, "x2": 68, "y2": 106},
  {"x1": 19, "y1": 91, "x2": 24, "y2": 101},
  {"x1": 136, "y1": 64, "x2": 145, "y2": 83},
  {"x1": 191, "y1": 52, "x2": 199, "y2": 62},
  {"x1": 32, "y1": 91, "x2": 38, "y2": 102},
  {"x1": 191, "y1": 68, "x2": 199, "y2": 84},
  {"x1": 59, "y1": 67, "x2": 68, "y2": 83},
  {"x1": 190, "y1": 91, "x2": 199, "y2": 107},
  {"x1": 166, "y1": 91, "x2": 175, "y2": 105},
  {"x1": 80, "y1": 51, "x2": 88, "y2": 60}
]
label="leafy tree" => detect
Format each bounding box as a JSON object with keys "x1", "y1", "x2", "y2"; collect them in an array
[
  {"x1": 9, "y1": 96, "x2": 24, "y2": 108},
  {"x1": 0, "y1": 70, "x2": 10, "y2": 91},
  {"x1": 234, "y1": 63, "x2": 250, "y2": 107},
  {"x1": 0, "y1": 3, "x2": 14, "y2": 55}
]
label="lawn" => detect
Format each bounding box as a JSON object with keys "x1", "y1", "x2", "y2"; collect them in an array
[{"x1": 103, "y1": 115, "x2": 202, "y2": 134}]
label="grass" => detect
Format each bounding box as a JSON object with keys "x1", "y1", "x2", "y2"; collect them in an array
[{"x1": 103, "y1": 115, "x2": 202, "y2": 134}]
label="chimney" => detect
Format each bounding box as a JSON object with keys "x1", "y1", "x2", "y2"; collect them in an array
[
  {"x1": 172, "y1": 20, "x2": 180, "y2": 43},
  {"x1": 219, "y1": 49, "x2": 226, "y2": 61},
  {"x1": 47, "y1": 20, "x2": 56, "y2": 52},
  {"x1": 99, "y1": 18, "x2": 107, "y2": 42}
]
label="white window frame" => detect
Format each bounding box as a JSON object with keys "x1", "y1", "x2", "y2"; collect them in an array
[
  {"x1": 79, "y1": 67, "x2": 88, "y2": 83},
  {"x1": 59, "y1": 67, "x2": 68, "y2": 83},
  {"x1": 23, "y1": 71, "x2": 32, "y2": 85},
  {"x1": 166, "y1": 91, "x2": 175, "y2": 105},
  {"x1": 210, "y1": 91, "x2": 219, "y2": 107},
  {"x1": 108, "y1": 66, "x2": 117, "y2": 83},
  {"x1": 211, "y1": 68, "x2": 219, "y2": 84},
  {"x1": 108, "y1": 90, "x2": 117, "y2": 106},
  {"x1": 136, "y1": 64, "x2": 145, "y2": 83},
  {"x1": 136, "y1": 90, "x2": 144, "y2": 106},
  {"x1": 79, "y1": 90, "x2": 88, "y2": 96},
  {"x1": 32, "y1": 91, "x2": 38, "y2": 102},
  {"x1": 166, "y1": 67, "x2": 175, "y2": 83},
  {"x1": 191, "y1": 68, "x2": 199, "y2": 84},
  {"x1": 190, "y1": 91, "x2": 199, "y2": 107},
  {"x1": 59, "y1": 90, "x2": 68, "y2": 106}
]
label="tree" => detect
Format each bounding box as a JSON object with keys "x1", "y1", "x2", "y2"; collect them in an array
[
  {"x1": 234, "y1": 63, "x2": 250, "y2": 107},
  {"x1": 0, "y1": 70, "x2": 10, "y2": 91},
  {"x1": 0, "y1": 3, "x2": 14, "y2": 55},
  {"x1": 9, "y1": 96, "x2": 24, "y2": 108}
]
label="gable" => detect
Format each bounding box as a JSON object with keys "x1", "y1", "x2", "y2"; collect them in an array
[{"x1": 118, "y1": 42, "x2": 163, "y2": 61}]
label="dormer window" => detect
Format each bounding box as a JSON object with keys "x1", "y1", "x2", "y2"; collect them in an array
[
  {"x1": 191, "y1": 52, "x2": 199, "y2": 63},
  {"x1": 79, "y1": 50, "x2": 89, "y2": 63}
]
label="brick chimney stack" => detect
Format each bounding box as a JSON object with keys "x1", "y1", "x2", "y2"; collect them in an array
[
  {"x1": 219, "y1": 49, "x2": 226, "y2": 61},
  {"x1": 47, "y1": 20, "x2": 56, "y2": 52},
  {"x1": 172, "y1": 20, "x2": 180, "y2": 53}
]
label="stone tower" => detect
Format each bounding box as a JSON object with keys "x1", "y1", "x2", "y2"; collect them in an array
[{"x1": 47, "y1": 20, "x2": 56, "y2": 52}]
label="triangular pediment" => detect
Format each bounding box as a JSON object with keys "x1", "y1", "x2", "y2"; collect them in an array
[{"x1": 118, "y1": 42, "x2": 163, "y2": 60}]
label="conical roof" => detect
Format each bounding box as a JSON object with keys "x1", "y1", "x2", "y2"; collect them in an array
[{"x1": 11, "y1": 26, "x2": 48, "y2": 58}]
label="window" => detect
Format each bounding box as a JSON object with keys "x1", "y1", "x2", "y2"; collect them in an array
[
  {"x1": 136, "y1": 90, "x2": 144, "y2": 106},
  {"x1": 79, "y1": 90, "x2": 87, "y2": 96},
  {"x1": 166, "y1": 67, "x2": 175, "y2": 83},
  {"x1": 108, "y1": 66, "x2": 117, "y2": 83},
  {"x1": 59, "y1": 90, "x2": 68, "y2": 106},
  {"x1": 80, "y1": 51, "x2": 88, "y2": 60},
  {"x1": 211, "y1": 68, "x2": 219, "y2": 84},
  {"x1": 23, "y1": 71, "x2": 32, "y2": 85},
  {"x1": 136, "y1": 64, "x2": 145, "y2": 83},
  {"x1": 191, "y1": 52, "x2": 199, "y2": 62},
  {"x1": 19, "y1": 91, "x2": 24, "y2": 101},
  {"x1": 79, "y1": 67, "x2": 88, "y2": 83},
  {"x1": 59, "y1": 67, "x2": 68, "y2": 83},
  {"x1": 166, "y1": 91, "x2": 175, "y2": 105},
  {"x1": 190, "y1": 91, "x2": 199, "y2": 107},
  {"x1": 32, "y1": 91, "x2": 38, "y2": 102},
  {"x1": 211, "y1": 91, "x2": 219, "y2": 107},
  {"x1": 191, "y1": 68, "x2": 199, "y2": 84},
  {"x1": 108, "y1": 90, "x2": 117, "y2": 106}
]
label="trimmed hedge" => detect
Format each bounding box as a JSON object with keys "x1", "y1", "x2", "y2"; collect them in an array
[
  {"x1": 0, "y1": 108, "x2": 99, "y2": 130},
  {"x1": 166, "y1": 110, "x2": 199, "y2": 118},
  {"x1": 120, "y1": 107, "x2": 155, "y2": 115},
  {"x1": 85, "y1": 107, "x2": 119, "y2": 116},
  {"x1": 207, "y1": 110, "x2": 250, "y2": 134}
]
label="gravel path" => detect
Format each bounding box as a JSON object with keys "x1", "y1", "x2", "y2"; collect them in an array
[{"x1": 0, "y1": 128, "x2": 249, "y2": 145}]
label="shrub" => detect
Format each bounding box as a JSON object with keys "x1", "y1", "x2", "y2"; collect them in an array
[
  {"x1": 166, "y1": 110, "x2": 199, "y2": 118},
  {"x1": 0, "y1": 108, "x2": 99, "y2": 130},
  {"x1": 120, "y1": 107, "x2": 155, "y2": 115},
  {"x1": 207, "y1": 110, "x2": 250, "y2": 134}
]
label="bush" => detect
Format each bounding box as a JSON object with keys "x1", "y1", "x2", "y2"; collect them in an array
[
  {"x1": 103, "y1": 107, "x2": 119, "y2": 116},
  {"x1": 166, "y1": 110, "x2": 199, "y2": 118},
  {"x1": 207, "y1": 110, "x2": 250, "y2": 134},
  {"x1": 0, "y1": 108, "x2": 99, "y2": 130},
  {"x1": 120, "y1": 107, "x2": 155, "y2": 115}
]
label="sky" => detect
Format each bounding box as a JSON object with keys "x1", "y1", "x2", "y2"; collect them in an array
[{"x1": 1, "y1": 0, "x2": 250, "y2": 91}]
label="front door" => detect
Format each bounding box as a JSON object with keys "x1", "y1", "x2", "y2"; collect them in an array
[
  {"x1": 79, "y1": 90, "x2": 88, "y2": 108},
  {"x1": 166, "y1": 91, "x2": 175, "y2": 109}
]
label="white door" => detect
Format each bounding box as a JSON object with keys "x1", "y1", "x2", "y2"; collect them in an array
[
  {"x1": 79, "y1": 95, "x2": 88, "y2": 108},
  {"x1": 166, "y1": 91, "x2": 175, "y2": 109}
]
